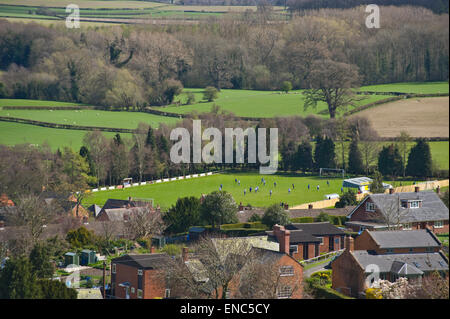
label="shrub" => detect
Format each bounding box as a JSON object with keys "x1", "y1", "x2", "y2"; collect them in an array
[
  {"x1": 248, "y1": 213, "x2": 262, "y2": 222},
  {"x1": 281, "y1": 80, "x2": 292, "y2": 93},
  {"x1": 261, "y1": 204, "x2": 290, "y2": 228},
  {"x1": 203, "y1": 86, "x2": 219, "y2": 102},
  {"x1": 186, "y1": 92, "x2": 196, "y2": 105},
  {"x1": 290, "y1": 217, "x2": 314, "y2": 223},
  {"x1": 335, "y1": 190, "x2": 358, "y2": 208}
]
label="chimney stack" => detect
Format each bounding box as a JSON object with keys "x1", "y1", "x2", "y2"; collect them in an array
[
  {"x1": 436, "y1": 186, "x2": 440, "y2": 194},
  {"x1": 150, "y1": 246, "x2": 156, "y2": 254},
  {"x1": 389, "y1": 188, "x2": 395, "y2": 194},
  {"x1": 284, "y1": 203, "x2": 289, "y2": 210},
  {"x1": 414, "y1": 186, "x2": 420, "y2": 193},
  {"x1": 308, "y1": 204, "x2": 313, "y2": 210},
  {"x1": 345, "y1": 236, "x2": 354, "y2": 252},
  {"x1": 182, "y1": 247, "x2": 189, "y2": 262},
  {"x1": 273, "y1": 225, "x2": 290, "y2": 254},
  {"x1": 239, "y1": 202, "x2": 244, "y2": 212}
]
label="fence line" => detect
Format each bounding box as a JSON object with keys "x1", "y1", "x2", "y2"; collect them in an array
[{"x1": 88, "y1": 171, "x2": 222, "y2": 193}]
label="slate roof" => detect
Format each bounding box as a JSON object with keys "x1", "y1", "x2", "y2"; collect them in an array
[
  {"x1": 267, "y1": 222, "x2": 345, "y2": 244},
  {"x1": 88, "y1": 204, "x2": 102, "y2": 217},
  {"x1": 367, "y1": 229, "x2": 442, "y2": 249},
  {"x1": 286, "y1": 222, "x2": 347, "y2": 235},
  {"x1": 366, "y1": 191, "x2": 449, "y2": 223},
  {"x1": 112, "y1": 253, "x2": 170, "y2": 269},
  {"x1": 351, "y1": 250, "x2": 449, "y2": 274},
  {"x1": 101, "y1": 198, "x2": 150, "y2": 210}
]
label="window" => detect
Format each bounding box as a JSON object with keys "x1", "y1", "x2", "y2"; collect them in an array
[
  {"x1": 137, "y1": 289, "x2": 143, "y2": 299},
  {"x1": 409, "y1": 201, "x2": 421, "y2": 208},
  {"x1": 366, "y1": 202, "x2": 376, "y2": 212},
  {"x1": 131, "y1": 287, "x2": 135, "y2": 294},
  {"x1": 386, "y1": 248, "x2": 394, "y2": 254},
  {"x1": 277, "y1": 286, "x2": 292, "y2": 299},
  {"x1": 112, "y1": 263, "x2": 116, "y2": 274},
  {"x1": 138, "y1": 269, "x2": 143, "y2": 276},
  {"x1": 434, "y1": 221, "x2": 444, "y2": 228},
  {"x1": 165, "y1": 289, "x2": 171, "y2": 299},
  {"x1": 317, "y1": 237, "x2": 324, "y2": 245},
  {"x1": 402, "y1": 223, "x2": 412, "y2": 230},
  {"x1": 290, "y1": 245, "x2": 298, "y2": 253},
  {"x1": 279, "y1": 266, "x2": 294, "y2": 276},
  {"x1": 426, "y1": 247, "x2": 434, "y2": 252}
]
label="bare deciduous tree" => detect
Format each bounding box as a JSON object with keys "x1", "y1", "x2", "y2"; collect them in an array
[{"x1": 124, "y1": 207, "x2": 165, "y2": 241}]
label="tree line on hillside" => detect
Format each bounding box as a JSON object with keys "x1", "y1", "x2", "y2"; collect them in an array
[
  {"x1": 287, "y1": 0, "x2": 449, "y2": 14},
  {"x1": 0, "y1": 5, "x2": 448, "y2": 111}
]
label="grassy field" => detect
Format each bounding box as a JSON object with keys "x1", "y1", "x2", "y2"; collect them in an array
[
  {"x1": 0, "y1": 121, "x2": 132, "y2": 150},
  {"x1": 0, "y1": 108, "x2": 180, "y2": 129},
  {"x1": 160, "y1": 89, "x2": 394, "y2": 118},
  {"x1": 360, "y1": 82, "x2": 449, "y2": 94},
  {"x1": 83, "y1": 172, "x2": 417, "y2": 210},
  {"x1": 0, "y1": 99, "x2": 86, "y2": 107},
  {"x1": 0, "y1": 1, "x2": 286, "y2": 25}
]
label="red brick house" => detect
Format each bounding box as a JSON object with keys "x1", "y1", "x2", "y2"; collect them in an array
[
  {"x1": 346, "y1": 188, "x2": 449, "y2": 234},
  {"x1": 332, "y1": 233, "x2": 449, "y2": 298},
  {"x1": 111, "y1": 253, "x2": 171, "y2": 299},
  {"x1": 267, "y1": 223, "x2": 346, "y2": 261}
]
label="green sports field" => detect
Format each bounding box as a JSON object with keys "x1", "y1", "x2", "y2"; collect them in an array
[{"x1": 83, "y1": 172, "x2": 418, "y2": 210}]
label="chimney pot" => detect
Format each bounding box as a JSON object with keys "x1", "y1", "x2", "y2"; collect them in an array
[
  {"x1": 345, "y1": 236, "x2": 354, "y2": 252},
  {"x1": 436, "y1": 186, "x2": 440, "y2": 194},
  {"x1": 150, "y1": 246, "x2": 156, "y2": 254},
  {"x1": 308, "y1": 204, "x2": 313, "y2": 210},
  {"x1": 182, "y1": 247, "x2": 189, "y2": 262}
]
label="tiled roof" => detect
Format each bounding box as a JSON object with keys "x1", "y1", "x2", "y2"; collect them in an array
[
  {"x1": 112, "y1": 253, "x2": 170, "y2": 269},
  {"x1": 369, "y1": 191, "x2": 449, "y2": 223},
  {"x1": 351, "y1": 250, "x2": 449, "y2": 274},
  {"x1": 368, "y1": 229, "x2": 442, "y2": 249}
]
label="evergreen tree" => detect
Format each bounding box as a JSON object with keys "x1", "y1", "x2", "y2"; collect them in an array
[
  {"x1": 29, "y1": 243, "x2": 54, "y2": 279},
  {"x1": 163, "y1": 196, "x2": 202, "y2": 234},
  {"x1": 146, "y1": 127, "x2": 156, "y2": 149},
  {"x1": 296, "y1": 140, "x2": 313, "y2": 172},
  {"x1": 377, "y1": 144, "x2": 403, "y2": 177},
  {"x1": 314, "y1": 135, "x2": 335, "y2": 170},
  {"x1": 406, "y1": 139, "x2": 433, "y2": 178},
  {"x1": 0, "y1": 257, "x2": 41, "y2": 299},
  {"x1": 348, "y1": 138, "x2": 364, "y2": 174}
]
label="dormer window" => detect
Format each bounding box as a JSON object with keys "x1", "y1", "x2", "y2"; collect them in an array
[
  {"x1": 410, "y1": 201, "x2": 420, "y2": 208},
  {"x1": 366, "y1": 202, "x2": 376, "y2": 212},
  {"x1": 401, "y1": 200, "x2": 421, "y2": 209}
]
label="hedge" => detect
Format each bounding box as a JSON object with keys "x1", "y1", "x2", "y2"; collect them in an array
[{"x1": 290, "y1": 217, "x2": 315, "y2": 223}]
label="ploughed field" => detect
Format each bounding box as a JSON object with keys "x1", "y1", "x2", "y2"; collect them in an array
[{"x1": 352, "y1": 97, "x2": 449, "y2": 138}]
